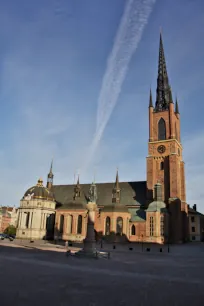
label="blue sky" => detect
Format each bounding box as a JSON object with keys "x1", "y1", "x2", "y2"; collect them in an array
[{"x1": 0, "y1": 0, "x2": 204, "y2": 212}]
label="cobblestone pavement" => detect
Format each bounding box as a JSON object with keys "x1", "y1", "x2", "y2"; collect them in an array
[{"x1": 0, "y1": 243, "x2": 204, "y2": 306}]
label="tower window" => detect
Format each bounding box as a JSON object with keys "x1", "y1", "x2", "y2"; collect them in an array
[
  {"x1": 105, "y1": 217, "x2": 111, "y2": 235},
  {"x1": 131, "y1": 225, "x2": 136, "y2": 235},
  {"x1": 116, "y1": 217, "x2": 123, "y2": 235},
  {"x1": 160, "y1": 161, "x2": 164, "y2": 170},
  {"x1": 191, "y1": 216, "x2": 195, "y2": 223},
  {"x1": 25, "y1": 212, "x2": 30, "y2": 228},
  {"x1": 150, "y1": 216, "x2": 154, "y2": 237},
  {"x1": 67, "y1": 215, "x2": 73, "y2": 234},
  {"x1": 77, "y1": 215, "x2": 82, "y2": 234},
  {"x1": 158, "y1": 118, "x2": 166, "y2": 140},
  {"x1": 59, "y1": 215, "x2": 64, "y2": 234},
  {"x1": 160, "y1": 215, "x2": 164, "y2": 236}
]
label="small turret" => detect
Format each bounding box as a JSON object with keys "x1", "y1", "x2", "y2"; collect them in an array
[
  {"x1": 47, "y1": 160, "x2": 54, "y2": 189},
  {"x1": 73, "y1": 175, "x2": 81, "y2": 200},
  {"x1": 112, "y1": 169, "x2": 120, "y2": 203}
]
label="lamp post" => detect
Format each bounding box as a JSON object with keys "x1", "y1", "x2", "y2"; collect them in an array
[{"x1": 141, "y1": 234, "x2": 144, "y2": 252}]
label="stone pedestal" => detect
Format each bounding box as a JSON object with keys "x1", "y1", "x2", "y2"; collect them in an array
[
  {"x1": 67, "y1": 201, "x2": 110, "y2": 259},
  {"x1": 75, "y1": 201, "x2": 98, "y2": 258}
]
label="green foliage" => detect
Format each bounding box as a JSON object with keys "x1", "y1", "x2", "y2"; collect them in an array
[{"x1": 4, "y1": 225, "x2": 16, "y2": 236}]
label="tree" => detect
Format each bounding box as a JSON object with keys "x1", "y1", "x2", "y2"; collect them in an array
[{"x1": 4, "y1": 225, "x2": 16, "y2": 236}]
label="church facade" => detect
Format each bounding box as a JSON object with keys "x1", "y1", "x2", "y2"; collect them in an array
[{"x1": 16, "y1": 34, "x2": 190, "y2": 244}]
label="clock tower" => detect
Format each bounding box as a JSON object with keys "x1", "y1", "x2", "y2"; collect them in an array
[{"x1": 146, "y1": 33, "x2": 188, "y2": 243}]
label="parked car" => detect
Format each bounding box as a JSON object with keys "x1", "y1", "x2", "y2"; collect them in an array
[{"x1": 0, "y1": 233, "x2": 14, "y2": 241}]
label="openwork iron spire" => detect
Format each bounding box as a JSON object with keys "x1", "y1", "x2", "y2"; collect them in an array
[{"x1": 155, "y1": 33, "x2": 172, "y2": 112}]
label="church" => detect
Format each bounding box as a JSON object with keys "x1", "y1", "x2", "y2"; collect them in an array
[{"x1": 16, "y1": 33, "x2": 190, "y2": 244}]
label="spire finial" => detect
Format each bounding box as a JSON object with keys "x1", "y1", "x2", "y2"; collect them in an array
[
  {"x1": 73, "y1": 172, "x2": 81, "y2": 200},
  {"x1": 160, "y1": 26, "x2": 162, "y2": 35},
  {"x1": 47, "y1": 159, "x2": 54, "y2": 188},
  {"x1": 50, "y1": 159, "x2": 53, "y2": 172},
  {"x1": 155, "y1": 32, "x2": 172, "y2": 112},
  {"x1": 48, "y1": 159, "x2": 54, "y2": 178},
  {"x1": 149, "y1": 88, "x2": 153, "y2": 107},
  {"x1": 115, "y1": 168, "x2": 119, "y2": 190},
  {"x1": 77, "y1": 174, "x2": 80, "y2": 186},
  {"x1": 93, "y1": 167, "x2": 96, "y2": 184},
  {"x1": 112, "y1": 168, "x2": 120, "y2": 203}
]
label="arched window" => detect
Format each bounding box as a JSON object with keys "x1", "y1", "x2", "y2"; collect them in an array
[
  {"x1": 160, "y1": 161, "x2": 164, "y2": 170},
  {"x1": 160, "y1": 215, "x2": 164, "y2": 236},
  {"x1": 105, "y1": 217, "x2": 111, "y2": 235},
  {"x1": 59, "y1": 215, "x2": 64, "y2": 234},
  {"x1": 158, "y1": 118, "x2": 166, "y2": 140},
  {"x1": 178, "y1": 148, "x2": 180, "y2": 156},
  {"x1": 77, "y1": 215, "x2": 82, "y2": 234},
  {"x1": 67, "y1": 215, "x2": 73, "y2": 234},
  {"x1": 150, "y1": 216, "x2": 154, "y2": 237},
  {"x1": 131, "y1": 225, "x2": 136, "y2": 235},
  {"x1": 116, "y1": 217, "x2": 123, "y2": 235},
  {"x1": 25, "y1": 212, "x2": 30, "y2": 228}
]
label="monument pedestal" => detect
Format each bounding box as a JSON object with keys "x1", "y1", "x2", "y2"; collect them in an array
[
  {"x1": 69, "y1": 201, "x2": 110, "y2": 259},
  {"x1": 75, "y1": 201, "x2": 98, "y2": 258}
]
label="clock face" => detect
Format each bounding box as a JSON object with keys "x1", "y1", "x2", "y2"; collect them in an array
[{"x1": 157, "y1": 145, "x2": 166, "y2": 154}]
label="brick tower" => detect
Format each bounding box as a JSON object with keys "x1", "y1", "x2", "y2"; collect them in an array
[{"x1": 146, "y1": 33, "x2": 188, "y2": 243}]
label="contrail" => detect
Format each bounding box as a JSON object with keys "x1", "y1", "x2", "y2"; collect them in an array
[{"x1": 82, "y1": 0, "x2": 156, "y2": 174}]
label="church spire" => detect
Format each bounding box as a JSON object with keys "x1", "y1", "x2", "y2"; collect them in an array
[
  {"x1": 47, "y1": 160, "x2": 54, "y2": 189},
  {"x1": 112, "y1": 169, "x2": 120, "y2": 203},
  {"x1": 175, "y1": 97, "x2": 179, "y2": 114},
  {"x1": 76, "y1": 174, "x2": 80, "y2": 186},
  {"x1": 149, "y1": 88, "x2": 153, "y2": 108},
  {"x1": 73, "y1": 174, "x2": 81, "y2": 200},
  {"x1": 155, "y1": 33, "x2": 172, "y2": 112}
]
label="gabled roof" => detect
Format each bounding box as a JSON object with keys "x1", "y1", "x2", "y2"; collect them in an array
[
  {"x1": 53, "y1": 181, "x2": 146, "y2": 209},
  {"x1": 188, "y1": 207, "x2": 204, "y2": 217}
]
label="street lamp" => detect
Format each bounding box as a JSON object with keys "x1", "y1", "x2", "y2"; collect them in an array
[{"x1": 141, "y1": 234, "x2": 144, "y2": 252}]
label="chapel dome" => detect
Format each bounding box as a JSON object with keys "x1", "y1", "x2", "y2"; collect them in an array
[{"x1": 23, "y1": 178, "x2": 55, "y2": 201}]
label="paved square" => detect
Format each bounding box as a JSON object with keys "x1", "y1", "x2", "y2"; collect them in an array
[{"x1": 0, "y1": 242, "x2": 204, "y2": 306}]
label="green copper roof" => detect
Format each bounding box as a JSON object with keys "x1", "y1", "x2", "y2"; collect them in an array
[{"x1": 146, "y1": 200, "x2": 167, "y2": 212}]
